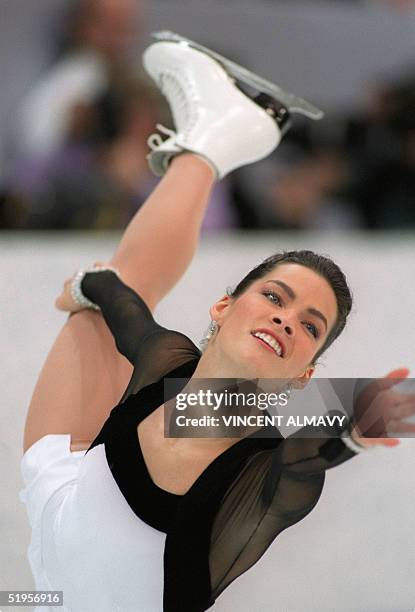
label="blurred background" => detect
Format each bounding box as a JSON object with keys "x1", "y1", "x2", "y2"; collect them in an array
[
  {"x1": 2, "y1": 1, "x2": 415, "y2": 611},
  {"x1": 1, "y1": 0, "x2": 415, "y2": 232}
]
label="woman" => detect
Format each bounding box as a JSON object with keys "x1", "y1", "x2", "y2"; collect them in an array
[{"x1": 20, "y1": 38, "x2": 412, "y2": 612}]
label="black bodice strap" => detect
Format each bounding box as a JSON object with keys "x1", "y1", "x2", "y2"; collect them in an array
[{"x1": 86, "y1": 358, "x2": 200, "y2": 532}]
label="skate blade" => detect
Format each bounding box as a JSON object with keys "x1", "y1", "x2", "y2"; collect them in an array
[{"x1": 152, "y1": 30, "x2": 324, "y2": 121}]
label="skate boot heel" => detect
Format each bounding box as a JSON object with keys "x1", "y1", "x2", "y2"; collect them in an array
[{"x1": 252, "y1": 93, "x2": 291, "y2": 137}]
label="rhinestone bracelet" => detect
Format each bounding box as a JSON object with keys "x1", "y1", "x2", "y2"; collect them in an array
[{"x1": 70, "y1": 266, "x2": 120, "y2": 311}]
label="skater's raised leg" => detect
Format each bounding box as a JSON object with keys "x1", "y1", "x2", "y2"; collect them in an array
[{"x1": 23, "y1": 155, "x2": 215, "y2": 454}]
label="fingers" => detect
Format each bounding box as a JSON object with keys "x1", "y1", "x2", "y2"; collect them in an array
[
  {"x1": 393, "y1": 397, "x2": 415, "y2": 418},
  {"x1": 358, "y1": 392, "x2": 415, "y2": 436},
  {"x1": 55, "y1": 274, "x2": 75, "y2": 311},
  {"x1": 386, "y1": 368, "x2": 410, "y2": 378},
  {"x1": 377, "y1": 368, "x2": 410, "y2": 391},
  {"x1": 355, "y1": 371, "x2": 409, "y2": 408},
  {"x1": 358, "y1": 437, "x2": 400, "y2": 448},
  {"x1": 380, "y1": 438, "x2": 400, "y2": 447},
  {"x1": 55, "y1": 291, "x2": 69, "y2": 310},
  {"x1": 357, "y1": 369, "x2": 410, "y2": 408},
  {"x1": 387, "y1": 420, "x2": 415, "y2": 433},
  {"x1": 390, "y1": 391, "x2": 415, "y2": 404}
]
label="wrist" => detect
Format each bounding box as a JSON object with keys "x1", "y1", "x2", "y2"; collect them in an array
[
  {"x1": 342, "y1": 419, "x2": 371, "y2": 453},
  {"x1": 71, "y1": 265, "x2": 120, "y2": 311},
  {"x1": 350, "y1": 427, "x2": 370, "y2": 447}
]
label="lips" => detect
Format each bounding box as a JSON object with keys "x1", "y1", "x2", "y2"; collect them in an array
[{"x1": 251, "y1": 328, "x2": 286, "y2": 358}]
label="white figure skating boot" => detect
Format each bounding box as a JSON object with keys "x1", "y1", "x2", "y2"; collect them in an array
[{"x1": 143, "y1": 31, "x2": 324, "y2": 179}]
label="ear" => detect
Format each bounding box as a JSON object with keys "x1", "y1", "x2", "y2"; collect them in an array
[
  {"x1": 209, "y1": 294, "x2": 233, "y2": 324},
  {"x1": 292, "y1": 365, "x2": 315, "y2": 390}
]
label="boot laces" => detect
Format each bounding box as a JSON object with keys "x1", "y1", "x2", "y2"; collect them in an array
[
  {"x1": 147, "y1": 70, "x2": 199, "y2": 150},
  {"x1": 147, "y1": 124, "x2": 176, "y2": 151}
]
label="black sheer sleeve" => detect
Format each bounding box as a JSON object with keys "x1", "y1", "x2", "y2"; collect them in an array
[
  {"x1": 81, "y1": 270, "x2": 201, "y2": 400},
  {"x1": 208, "y1": 414, "x2": 358, "y2": 602},
  {"x1": 81, "y1": 270, "x2": 161, "y2": 365},
  {"x1": 164, "y1": 414, "x2": 360, "y2": 610},
  {"x1": 277, "y1": 411, "x2": 358, "y2": 474}
]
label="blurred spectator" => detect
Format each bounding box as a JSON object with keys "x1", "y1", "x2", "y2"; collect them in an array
[
  {"x1": 11, "y1": 76, "x2": 165, "y2": 229},
  {"x1": 377, "y1": 0, "x2": 415, "y2": 12},
  {"x1": 234, "y1": 123, "x2": 362, "y2": 232},
  {"x1": 262, "y1": 145, "x2": 362, "y2": 230},
  {"x1": 3, "y1": 0, "x2": 415, "y2": 233},
  {"x1": 346, "y1": 71, "x2": 415, "y2": 228},
  {"x1": 13, "y1": 0, "x2": 142, "y2": 159},
  {"x1": 2, "y1": 0, "x2": 148, "y2": 228}
]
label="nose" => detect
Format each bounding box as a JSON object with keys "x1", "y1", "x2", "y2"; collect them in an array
[{"x1": 272, "y1": 314, "x2": 295, "y2": 337}]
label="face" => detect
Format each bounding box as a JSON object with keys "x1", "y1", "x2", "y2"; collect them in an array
[{"x1": 208, "y1": 263, "x2": 338, "y2": 385}]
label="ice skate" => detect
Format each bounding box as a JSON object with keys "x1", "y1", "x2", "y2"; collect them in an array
[
  {"x1": 143, "y1": 41, "x2": 282, "y2": 179},
  {"x1": 143, "y1": 32, "x2": 324, "y2": 179}
]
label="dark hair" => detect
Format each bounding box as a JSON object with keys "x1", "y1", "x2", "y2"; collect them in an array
[{"x1": 230, "y1": 250, "x2": 353, "y2": 366}]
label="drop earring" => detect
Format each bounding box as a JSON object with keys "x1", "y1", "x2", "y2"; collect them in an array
[{"x1": 200, "y1": 319, "x2": 218, "y2": 347}]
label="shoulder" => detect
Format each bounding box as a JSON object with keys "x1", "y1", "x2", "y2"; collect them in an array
[{"x1": 136, "y1": 327, "x2": 202, "y2": 359}]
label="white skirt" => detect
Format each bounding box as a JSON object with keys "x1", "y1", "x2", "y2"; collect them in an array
[{"x1": 19, "y1": 434, "x2": 166, "y2": 612}]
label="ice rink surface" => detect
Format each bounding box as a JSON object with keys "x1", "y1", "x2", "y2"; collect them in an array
[{"x1": 1, "y1": 231, "x2": 415, "y2": 611}]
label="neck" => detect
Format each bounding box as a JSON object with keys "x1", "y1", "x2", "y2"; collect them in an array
[
  {"x1": 171, "y1": 352, "x2": 256, "y2": 450},
  {"x1": 193, "y1": 345, "x2": 249, "y2": 379}
]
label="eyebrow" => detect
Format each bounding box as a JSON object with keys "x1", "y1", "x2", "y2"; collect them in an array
[{"x1": 267, "y1": 280, "x2": 328, "y2": 331}]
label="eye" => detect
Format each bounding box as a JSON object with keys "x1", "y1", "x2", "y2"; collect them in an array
[
  {"x1": 305, "y1": 322, "x2": 319, "y2": 339},
  {"x1": 262, "y1": 290, "x2": 282, "y2": 305}
]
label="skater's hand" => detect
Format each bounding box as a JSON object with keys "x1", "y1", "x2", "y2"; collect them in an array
[
  {"x1": 350, "y1": 368, "x2": 415, "y2": 448},
  {"x1": 55, "y1": 274, "x2": 83, "y2": 312},
  {"x1": 55, "y1": 261, "x2": 107, "y2": 312}
]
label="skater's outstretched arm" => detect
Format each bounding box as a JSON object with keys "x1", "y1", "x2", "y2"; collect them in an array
[{"x1": 280, "y1": 368, "x2": 410, "y2": 471}]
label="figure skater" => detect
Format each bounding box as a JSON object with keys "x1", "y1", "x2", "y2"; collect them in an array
[{"x1": 20, "y1": 33, "x2": 415, "y2": 612}]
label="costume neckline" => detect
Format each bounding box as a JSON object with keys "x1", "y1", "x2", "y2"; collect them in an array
[
  {"x1": 105, "y1": 357, "x2": 283, "y2": 519},
  {"x1": 133, "y1": 421, "x2": 266, "y2": 500}
]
